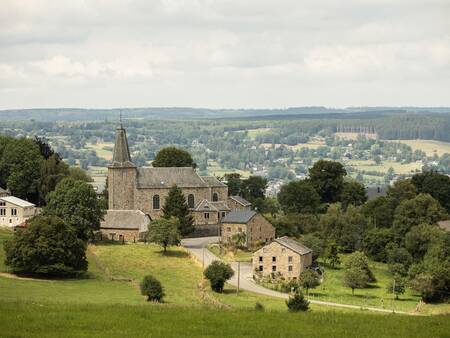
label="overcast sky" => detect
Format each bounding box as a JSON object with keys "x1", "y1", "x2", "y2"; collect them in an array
[{"x1": 1, "y1": 0, "x2": 450, "y2": 110}]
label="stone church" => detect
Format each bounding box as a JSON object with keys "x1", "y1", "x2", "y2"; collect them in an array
[{"x1": 100, "y1": 124, "x2": 251, "y2": 241}]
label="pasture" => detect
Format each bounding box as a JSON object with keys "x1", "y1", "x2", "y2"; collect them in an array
[{"x1": 392, "y1": 139, "x2": 450, "y2": 156}]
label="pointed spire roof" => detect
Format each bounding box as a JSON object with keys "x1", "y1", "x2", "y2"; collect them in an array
[{"x1": 110, "y1": 124, "x2": 135, "y2": 168}]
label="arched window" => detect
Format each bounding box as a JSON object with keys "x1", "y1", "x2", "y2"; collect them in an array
[
  {"x1": 212, "y1": 192, "x2": 219, "y2": 202},
  {"x1": 153, "y1": 195, "x2": 160, "y2": 210},
  {"x1": 187, "y1": 194, "x2": 195, "y2": 209}
]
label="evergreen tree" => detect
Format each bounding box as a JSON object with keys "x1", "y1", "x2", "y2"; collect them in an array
[
  {"x1": 286, "y1": 290, "x2": 310, "y2": 312},
  {"x1": 162, "y1": 185, "x2": 195, "y2": 236}
]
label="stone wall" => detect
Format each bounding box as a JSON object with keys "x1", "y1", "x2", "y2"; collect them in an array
[
  {"x1": 108, "y1": 167, "x2": 136, "y2": 210},
  {"x1": 99, "y1": 228, "x2": 140, "y2": 242},
  {"x1": 252, "y1": 241, "x2": 312, "y2": 280},
  {"x1": 246, "y1": 214, "x2": 275, "y2": 247}
]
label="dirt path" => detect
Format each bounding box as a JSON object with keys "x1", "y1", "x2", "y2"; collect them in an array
[{"x1": 0, "y1": 272, "x2": 55, "y2": 282}]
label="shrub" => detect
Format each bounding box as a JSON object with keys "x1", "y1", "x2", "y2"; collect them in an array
[
  {"x1": 286, "y1": 290, "x2": 310, "y2": 312},
  {"x1": 140, "y1": 275, "x2": 164, "y2": 302},
  {"x1": 298, "y1": 269, "x2": 320, "y2": 295},
  {"x1": 204, "y1": 261, "x2": 234, "y2": 293},
  {"x1": 254, "y1": 302, "x2": 265, "y2": 312},
  {"x1": 4, "y1": 216, "x2": 87, "y2": 277}
]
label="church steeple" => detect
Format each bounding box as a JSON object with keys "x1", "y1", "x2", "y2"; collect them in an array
[{"x1": 110, "y1": 123, "x2": 135, "y2": 168}]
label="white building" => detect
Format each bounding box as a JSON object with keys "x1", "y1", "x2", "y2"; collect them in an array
[{"x1": 0, "y1": 196, "x2": 37, "y2": 228}]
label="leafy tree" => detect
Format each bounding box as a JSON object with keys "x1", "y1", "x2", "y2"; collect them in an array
[
  {"x1": 404, "y1": 224, "x2": 445, "y2": 261},
  {"x1": 4, "y1": 216, "x2": 87, "y2": 276},
  {"x1": 411, "y1": 172, "x2": 450, "y2": 213},
  {"x1": 230, "y1": 232, "x2": 246, "y2": 249},
  {"x1": 362, "y1": 228, "x2": 395, "y2": 262},
  {"x1": 386, "y1": 245, "x2": 413, "y2": 276},
  {"x1": 152, "y1": 147, "x2": 195, "y2": 168},
  {"x1": 386, "y1": 276, "x2": 406, "y2": 300},
  {"x1": 309, "y1": 160, "x2": 347, "y2": 203},
  {"x1": 140, "y1": 275, "x2": 165, "y2": 302},
  {"x1": 240, "y1": 176, "x2": 267, "y2": 204},
  {"x1": 147, "y1": 217, "x2": 180, "y2": 253},
  {"x1": 162, "y1": 185, "x2": 195, "y2": 236},
  {"x1": 224, "y1": 173, "x2": 242, "y2": 196},
  {"x1": 44, "y1": 177, "x2": 105, "y2": 241},
  {"x1": 203, "y1": 260, "x2": 234, "y2": 293},
  {"x1": 298, "y1": 269, "x2": 320, "y2": 295},
  {"x1": 34, "y1": 137, "x2": 61, "y2": 161},
  {"x1": 361, "y1": 196, "x2": 395, "y2": 228},
  {"x1": 68, "y1": 167, "x2": 93, "y2": 182},
  {"x1": 386, "y1": 180, "x2": 417, "y2": 206},
  {"x1": 39, "y1": 154, "x2": 69, "y2": 203},
  {"x1": 393, "y1": 194, "x2": 447, "y2": 237},
  {"x1": 300, "y1": 233, "x2": 324, "y2": 262},
  {"x1": 323, "y1": 241, "x2": 341, "y2": 268},
  {"x1": 343, "y1": 268, "x2": 369, "y2": 296},
  {"x1": 344, "y1": 251, "x2": 376, "y2": 282},
  {"x1": 410, "y1": 272, "x2": 435, "y2": 302},
  {"x1": 340, "y1": 180, "x2": 367, "y2": 210},
  {"x1": 286, "y1": 290, "x2": 310, "y2": 312},
  {"x1": 278, "y1": 180, "x2": 321, "y2": 214},
  {"x1": 272, "y1": 213, "x2": 319, "y2": 238}
]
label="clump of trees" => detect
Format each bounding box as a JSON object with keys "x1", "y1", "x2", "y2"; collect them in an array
[
  {"x1": 140, "y1": 275, "x2": 165, "y2": 302},
  {"x1": 203, "y1": 261, "x2": 234, "y2": 293},
  {"x1": 152, "y1": 147, "x2": 196, "y2": 168}
]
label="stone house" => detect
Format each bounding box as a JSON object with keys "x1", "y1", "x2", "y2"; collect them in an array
[
  {"x1": 99, "y1": 210, "x2": 150, "y2": 242},
  {"x1": 102, "y1": 124, "x2": 230, "y2": 236},
  {"x1": 220, "y1": 210, "x2": 275, "y2": 249},
  {"x1": 252, "y1": 236, "x2": 313, "y2": 280},
  {"x1": 0, "y1": 196, "x2": 37, "y2": 228},
  {"x1": 227, "y1": 195, "x2": 252, "y2": 211}
]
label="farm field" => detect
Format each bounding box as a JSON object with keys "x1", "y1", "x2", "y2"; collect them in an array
[
  {"x1": 207, "y1": 160, "x2": 251, "y2": 178},
  {"x1": 346, "y1": 159, "x2": 422, "y2": 175},
  {"x1": 392, "y1": 139, "x2": 450, "y2": 156},
  {"x1": 85, "y1": 142, "x2": 114, "y2": 160}
]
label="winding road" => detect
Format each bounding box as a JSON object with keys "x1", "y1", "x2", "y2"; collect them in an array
[{"x1": 181, "y1": 236, "x2": 415, "y2": 315}]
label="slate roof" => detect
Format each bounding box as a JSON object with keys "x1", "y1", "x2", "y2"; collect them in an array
[
  {"x1": 137, "y1": 167, "x2": 210, "y2": 188},
  {"x1": 101, "y1": 210, "x2": 150, "y2": 232},
  {"x1": 229, "y1": 195, "x2": 252, "y2": 207},
  {"x1": 110, "y1": 125, "x2": 135, "y2": 168},
  {"x1": 194, "y1": 199, "x2": 230, "y2": 211},
  {"x1": 0, "y1": 196, "x2": 35, "y2": 208},
  {"x1": 274, "y1": 236, "x2": 312, "y2": 255},
  {"x1": 201, "y1": 176, "x2": 227, "y2": 187},
  {"x1": 221, "y1": 210, "x2": 257, "y2": 224}
]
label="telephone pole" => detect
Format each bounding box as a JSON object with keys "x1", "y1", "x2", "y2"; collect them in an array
[{"x1": 237, "y1": 261, "x2": 240, "y2": 294}]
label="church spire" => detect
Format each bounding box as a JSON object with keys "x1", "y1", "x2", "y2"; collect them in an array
[{"x1": 110, "y1": 122, "x2": 135, "y2": 168}]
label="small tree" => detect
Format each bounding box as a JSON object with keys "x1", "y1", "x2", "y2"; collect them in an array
[
  {"x1": 203, "y1": 260, "x2": 234, "y2": 293},
  {"x1": 162, "y1": 185, "x2": 195, "y2": 236},
  {"x1": 323, "y1": 241, "x2": 341, "y2": 268},
  {"x1": 344, "y1": 251, "x2": 376, "y2": 282},
  {"x1": 147, "y1": 217, "x2": 180, "y2": 254},
  {"x1": 386, "y1": 277, "x2": 406, "y2": 300},
  {"x1": 140, "y1": 275, "x2": 164, "y2": 302},
  {"x1": 343, "y1": 268, "x2": 369, "y2": 296},
  {"x1": 230, "y1": 232, "x2": 246, "y2": 249},
  {"x1": 298, "y1": 269, "x2": 320, "y2": 296},
  {"x1": 286, "y1": 290, "x2": 310, "y2": 312}
]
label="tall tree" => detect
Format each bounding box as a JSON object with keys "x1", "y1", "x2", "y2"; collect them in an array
[
  {"x1": 340, "y1": 180, "x2": 367, "y2": 210},
  {"x1": 152, "y1": 147, "x2": 195, "y2": 168},
  {"x1": 223, "y1": 173, "x2": 242, "y2": 196},
  {"x1": 147, "y1": 217, "x2": 180, "y2": 253},
  {"x1": 309, "y1": 160, "x2": 347, "y2": 203},
  {"x1": 240, "y1": 176, "x2": 267, "y2": 203},
  {"x1": 39, "y1": 154, "x2": 69, "y2": 203},
  {"x1": 162, "y1": 185, "x2": 195, "y2": 236},
  {"x1": 411, "y1": 172, "x2": 450, "y2": 213},
  {"x1": 278, "y1": 180, "x2": 321, "y2": 214},
  {"x1": 44, "y1": 177, "x2": 105, "y2": 241}
]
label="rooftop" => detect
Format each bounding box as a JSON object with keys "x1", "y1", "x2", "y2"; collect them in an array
[
  {"x1": 274, "y1": 236, "x2": 312, "y2": 255},
  {"x1": 0, "y1": 196, "x2": 35, "y2": 208},
  {"x1": 229, "y1": 195, "x2": 252, "y2": 207},
  {"x1": 137, "y1": 167, "x2": 209, "y2": 188},
  {"x1": 221, "y1": 210, "x2": 257, "y2": 224},
  {"x1": 101, "y1": 210, "x2": 150, "y2": 232}
]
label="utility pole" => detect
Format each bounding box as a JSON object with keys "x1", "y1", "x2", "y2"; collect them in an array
[{"x1": 237, "y1": 261, "x2": 240, "y2": 295}]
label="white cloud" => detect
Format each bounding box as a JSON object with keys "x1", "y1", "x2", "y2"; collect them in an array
[{"x1": 0, "y1": 0, "x2": 449, "y2": 108}]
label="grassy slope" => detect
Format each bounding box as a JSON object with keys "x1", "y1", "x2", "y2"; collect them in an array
[
  {"x1": 207, "y1": 244, "x2": 253, "y2": 262},
  {"x1": 393, "y1": 139, "x2": 450, "y2": 156}
]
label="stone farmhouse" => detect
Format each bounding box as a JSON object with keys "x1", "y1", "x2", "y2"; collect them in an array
[
  {"x1": 252, "y1": 236, "x2": 313, "y2": 280},
  {"x1": 0, "y1": 195, "x2": 37, "y2": 228},
  {"x1": 221, "y1": 210, "x2": 275, "y2": 249},
  {"x1": 100, "y1": 124, "x2": 258, "y2": 240}
]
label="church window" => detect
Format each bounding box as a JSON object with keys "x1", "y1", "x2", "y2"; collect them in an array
[
  {"x1": 188, "y1": 194, "x2": 195, "y2": 208},
  {"x1": 212, "y1": 192, "x2": 219, "y2": 202},
  {"x1": 153, "y1": 195, "x2": 160, "y2": 210},
  {"x1": 204, "y1": 213, "x2": 210, "y2": 219}
]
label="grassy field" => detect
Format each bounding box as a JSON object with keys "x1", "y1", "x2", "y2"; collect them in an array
[
  {"x1": 85, "y1": 142, "x2": 114, "y2": 160},
  {"x1": 207, "y1": 243, "x2": 253, "y2": 262},
  {"x1": 347, "y1": 159, "x2": 422, "y2": 175},
  {"x1": 1, "y1": 229, "x2": 450, "y2": 337},
  {"x1": 207, "y1": 160, "x2": 251, "y2": 178},
  {"x1": 392, "y1": 139, "x2": 450, "y2": 156}
]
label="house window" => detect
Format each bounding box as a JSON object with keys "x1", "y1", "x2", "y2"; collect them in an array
[
  {"x1": 272, "y1": 256, "x2": 276, "y2": 262},
  {"x1": 288, "y1": 256, "x2": 293, "y2": 263},
  {"x1": 187, "y1": 194, "x2": 195, "y2": 208},
  {"x1": 11, "y1": 208, "x2": 17, "y2": 216},
  {"x1": 204, "y1": 213, "x2": 210, "y2": 219},
  {"x1": 0, "y1": 208, "x2": 5, "y2": 216},
  {"x1": 288, "y1": 266, "x2": 293, "y2": 272},
  {"x1": 212, "y1": 192, "x2": 219, "y2": 202},
  {"x1": 272, "y1": 265, "x2": 276, "y2": 272},
  {"x1": 0, "y1": 201, "x2": 5, "y2": 206},
  {"x1": 258, "y1": 265, "x2": 263, "y2": 271},
  {"x1": 153, "y1": 195, "x2": 160, "y2": 210},
  {"x1": 259, "y1": 256, "x2": 263, "y2": 262}
]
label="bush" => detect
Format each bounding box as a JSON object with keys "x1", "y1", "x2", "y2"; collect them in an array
[
  {"x1": 4, "y1": 216, "x2": 87, "y2": 277},
  {"x1": 286, "y1": 290, "x2": 310, "y2": 312},
  {"x1": 140, "y1": 275, "x2": 164, "y2": 302},
  {"x1": 344, "y1": 251, "x2": 376, "y2": 282},
  {"x1": 254, "y1": 302, "x2": 265, "y2": 312},
  {"x1": 204, "y1": 261, "x2": 234, "y2": 293},
  {"x1": 298, "y1": 269, "x2": 320, "y2": 295}
]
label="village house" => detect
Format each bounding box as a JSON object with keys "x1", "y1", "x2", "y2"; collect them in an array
[
  {"x1": 252, "y1": 236, "x2": 313, "y2": 280},
  {"x1": 227, "y1": 195, "x2": 252, "y2": 211},
  {"x1": 0, "y1": 196, "x2": 37, "y2": 228},
  {"x1": 100, "y1": 210, "x2": 150, "y2": 242},
  {"x1": 220, "y1": 210, "x2": 275, "y2": 249}
]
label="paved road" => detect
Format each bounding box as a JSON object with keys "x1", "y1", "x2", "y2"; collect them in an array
[{"x1": 181, "y1": 236, "x2": 415, "y2": 315}]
